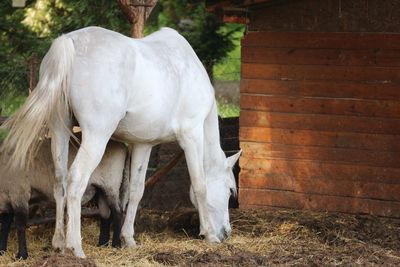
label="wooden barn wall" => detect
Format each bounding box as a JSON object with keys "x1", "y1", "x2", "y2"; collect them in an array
[
  {"x1": 249, "y1": 0, "x2": 400, "y2": 33},
  {"x1": 239, "y1": 30, "x2": 400, "y2": 216}
]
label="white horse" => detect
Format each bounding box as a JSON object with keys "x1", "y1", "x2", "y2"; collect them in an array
[{"x1": 1, "y1": 26, "x2": 241, "y2": 258}]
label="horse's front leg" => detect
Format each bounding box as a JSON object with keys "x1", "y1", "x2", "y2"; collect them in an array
[
  {"x1": 121, "y1": 144, "x2": 152, "y2": 247},
  {"x1": 65, "y1": 134, "x2": 111, "y2": 258},
  {"x1": 50, "y1": 123, "x2": 71, "y2": 251},
  {"x1": 14, "y1": 204, "x2": 29, "y2": 259},
  {"x1": 178, "y1": 127, "x2": 219, "y2": 242}
]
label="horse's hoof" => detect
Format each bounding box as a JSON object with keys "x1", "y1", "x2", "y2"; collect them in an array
[
  {"x1": 97, "y1": 240, "x2": 109, "y2": 247},
  {"x1": 205, "y1": 234, "x2": 221, "y2": 243},
  {"x1": 52, "y1": 233, "x2": 65, "y2": 251},
  {"x1": 112, "y1": 239, "x2": 122, "y2": 248},
  {"x1": 199, "y1": 227, "x2": 206, "y2": 237},
  {"x1": 15, "y1": 252, "x2": 28, "y2": 260},
  {"x1": 52, "y1": 245, "x2": 65, "y2": 253},
  {"x1": 122, "y1": 237, "x2": 137, "y2": 248},
  {"x1": 66, "y1": 241, "x2": 86, "y2": 258},
  {"x1": 71, "y1": 248, "x2": 86, "y2": 259}
]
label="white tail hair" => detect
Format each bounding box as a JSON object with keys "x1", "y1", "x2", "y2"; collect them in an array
[{"x1": 1, "y1": 35, "x2": 75, "y2": 169}]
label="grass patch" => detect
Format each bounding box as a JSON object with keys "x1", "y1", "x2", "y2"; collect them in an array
[
  {"x1": 217, "y1": 98, "x2": 240, "y2": 118},
  {"x1": 0, "y1": 95, "x2": 26, "y2": 116},
  {"x1": 0, "y1": 94, "x2": 26, "y2": 140},
  {"x1": 0, "y1": 130, "x2": 7, "y2": 140}
]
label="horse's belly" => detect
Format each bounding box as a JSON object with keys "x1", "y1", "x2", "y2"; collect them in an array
[{"x1": 113, "y1": 114, "x2": 176, "y2": 144}]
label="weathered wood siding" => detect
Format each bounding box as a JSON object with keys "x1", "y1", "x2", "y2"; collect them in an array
[
  {"x1": 239, "y1": 32, "x2": 400, "y2": 217},
  {"x1": 248, "y1": 0, "x2": 400, "y2": 33}
]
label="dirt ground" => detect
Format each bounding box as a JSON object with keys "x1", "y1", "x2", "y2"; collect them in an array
[{"x1": 0, "y1": 208, "x2": 399, "y2": 266}]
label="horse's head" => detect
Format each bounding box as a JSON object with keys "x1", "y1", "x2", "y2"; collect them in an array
[{"x1": 189, "y1": 150, "x2": 241, "y2": 241}]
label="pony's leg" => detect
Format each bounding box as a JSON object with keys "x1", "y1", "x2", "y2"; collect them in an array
[
  {"x1": 109, "y1": 202, "x2": 122, "y2": 248},
  {"x1": 65, "y1": 133, "x2": 112, "y2": 258},
  {"x1": 97, "y1": 191, "x2": 122, "y2": 248},
  {"x1": 0, "y1": 212, "x2": 13, "y2": 254},
  {"x1": 97, "y1": 193, "x2": 111, "y2": 247},
  {"x1": 121, "y1": 144, "x2": 152, "y2": 247},
  {"x1": 178, "y1": 128, "x2": 219, "y2": 242},
  {"x1": 14, "y1": 205, "x2": 29, "y2": 260},
  {"x1": 98, "y1": 217, "x2": 112, "y2": 247},
  {"x1": 50, "y1": 123, "x2": 71, "y2": 251}
]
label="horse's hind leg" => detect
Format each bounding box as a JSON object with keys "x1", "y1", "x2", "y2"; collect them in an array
[
  {"x1": 49, "y1": 118, "x2": 72, "y2": 251},
  {"x1": 121, "y1": 144, "x2": 152, "y2": 247},
  {"x1": 0, "y1": 212, "x2": 13, "y2": 254},
  {"x1": 65, "y1": 131, "x2": 115, "y2": 258}
]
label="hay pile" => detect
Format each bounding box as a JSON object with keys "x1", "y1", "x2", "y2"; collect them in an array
[{"x1": 0, "y1": 208, "x2": 399, "y2": 266}]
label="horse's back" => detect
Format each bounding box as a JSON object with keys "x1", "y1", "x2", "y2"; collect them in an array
[
  {"x1": 66, "y1": 26, "x2": 132, "y2": 50},
  {"x1": 65, "y1": 26, "x2": 211, "y2": 95},
  {"x1": 139, "y1": 27, "x2": 210, "y2": 84}
]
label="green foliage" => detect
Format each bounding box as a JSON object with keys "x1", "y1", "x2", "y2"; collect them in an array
[
  {"x1": 0, "y1": 94, "x2": 26, "y2": 116},
  {"x1": 0, "y1": 95, "x2": 26, "y2": 140},
  {"x1": 23, "y1": 0, "x2": 130, "y2": 38},
  {"x1": 147, "y1": 0, "x2": 242, "y2": 81},
  {"x1": 217, "y1": 98, "x2": 240, "y2": 118},
  {"x1": 0, "y1": 0, "x2": 129, "y2": 102},
  {"x1": 1, "y1": 1, "x2": 34, "y2": 98},
  {"x1": 213, "y1": 24, "x2": 244, "y2": 81},
  {"x1": 0, "y1": 130, "x2": 6, "y2": 140}
]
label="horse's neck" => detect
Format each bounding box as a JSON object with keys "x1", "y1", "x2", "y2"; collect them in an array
[{"x1": 203, "y1": 102, "x2": 225, "y2": 174}]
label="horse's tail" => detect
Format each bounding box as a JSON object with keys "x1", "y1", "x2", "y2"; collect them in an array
[{"x1": 1, "y1": 35, "x2": 75, "y2": 170}]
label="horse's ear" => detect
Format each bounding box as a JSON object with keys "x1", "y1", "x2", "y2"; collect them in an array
[{"x1": 226, "y1": 150, "x2": 242, "y2": 169}]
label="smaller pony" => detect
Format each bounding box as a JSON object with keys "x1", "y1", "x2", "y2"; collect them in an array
[{"x1": 0, "y1": 139, "x2": 129, "y2": 259}]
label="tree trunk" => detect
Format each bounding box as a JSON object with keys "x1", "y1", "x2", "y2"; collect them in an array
[
  {"x1": 28, "y1": 53, "x2": 38, "y2": 94},
  {"x1": 117, "y1": 0, "x2": 158, "y2": 38}
]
